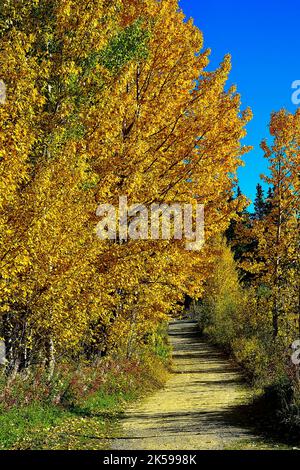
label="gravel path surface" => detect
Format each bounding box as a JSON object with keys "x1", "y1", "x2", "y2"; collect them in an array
[{"x1": 111, "y1": 320, "x2": 263, "y2": 450}]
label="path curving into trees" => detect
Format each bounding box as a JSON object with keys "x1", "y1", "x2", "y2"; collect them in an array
[{"x1": 111, "y1": 320, "x2": 279, "y2": 450}]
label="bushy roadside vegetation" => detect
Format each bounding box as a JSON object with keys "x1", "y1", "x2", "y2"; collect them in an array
[
  {"x1": 0, "y1": 327, "x2": 170, "y2": 450},
  {"x1": 196, "y1": 112, "x2": 299, "y2": 437},
  {"x1": 196, "y1": 241, "x2": 300, "y2": 435}
]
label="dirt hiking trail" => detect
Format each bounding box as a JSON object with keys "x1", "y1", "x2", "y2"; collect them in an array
[{"x1": 111, "y1": 320, "x2": 285, "y2": 450}]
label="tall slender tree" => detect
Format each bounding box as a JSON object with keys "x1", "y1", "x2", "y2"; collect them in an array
[{"x1": 253, "y1": 183, "x2": 266, "y2": 220}]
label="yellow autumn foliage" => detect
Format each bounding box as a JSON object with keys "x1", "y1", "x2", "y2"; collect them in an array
[{"x1": 0, "y1": 0, "x2": 250, "y2": 370}]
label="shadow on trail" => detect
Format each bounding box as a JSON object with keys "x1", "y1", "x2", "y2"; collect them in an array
[
  {"x1": 216, "y1": 394, "x2": 298, "y2": 446},
  {"x1": 170, "y1": 321, "x2": 297, "y2": 446}
]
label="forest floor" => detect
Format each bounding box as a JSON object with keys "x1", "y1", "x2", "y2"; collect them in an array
[
  {"x1": 110, "y1": 320, "x2": 295, "y2": 450},
  {"x1": 6, "y1": 320, "x2": 296, "y2": 450}
]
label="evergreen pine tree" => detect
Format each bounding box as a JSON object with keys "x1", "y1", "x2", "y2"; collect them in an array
[{"x1": 253, "y1": 183, "x2": 266, "y2": 219}]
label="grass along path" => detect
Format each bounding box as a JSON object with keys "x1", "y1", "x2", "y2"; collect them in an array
[
  {"x1": 1, "y1": 391, "x2": 134, "y2": 450},
  {"x1": 0, "y1": 356, "x2": 168, "y2": 449}
]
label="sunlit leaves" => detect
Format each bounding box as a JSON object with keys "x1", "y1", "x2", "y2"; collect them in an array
[{"x1": 0, "y1": 0, "x2": 250, "y2": 370}]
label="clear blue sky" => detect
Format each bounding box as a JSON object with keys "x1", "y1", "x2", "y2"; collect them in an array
[{"x1": 179, "y1": 0, "x2": 300, "y2": 204}]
